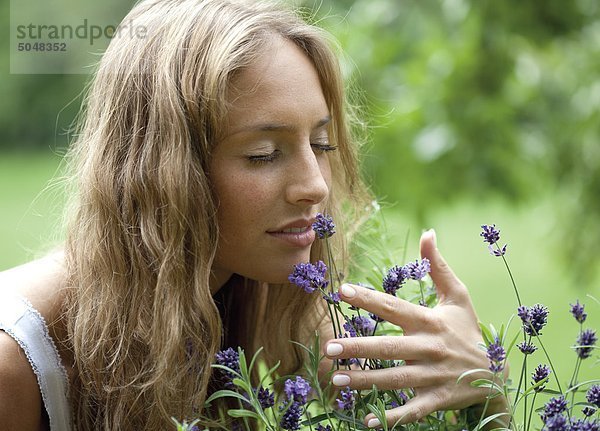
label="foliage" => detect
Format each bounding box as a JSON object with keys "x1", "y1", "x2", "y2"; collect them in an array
[{"x1": 2, "y1": 0, "x2": 599, "y2": 273}]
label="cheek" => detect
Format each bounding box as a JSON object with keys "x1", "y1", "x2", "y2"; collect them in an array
[{"x1": 214, "y1": 170, "x2": 276, "y2": 232}]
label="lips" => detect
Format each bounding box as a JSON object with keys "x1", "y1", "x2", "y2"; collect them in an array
[{"x1": 267, "y1": 219, "x2": 316, "y2": 247}]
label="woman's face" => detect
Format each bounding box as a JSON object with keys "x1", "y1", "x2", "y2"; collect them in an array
[{"x1": 209, "y1": 37, "x2": 333, "y2": 290}]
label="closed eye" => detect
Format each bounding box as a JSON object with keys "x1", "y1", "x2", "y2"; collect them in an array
[
  {"x1": 247, "y1": 149, "x2": 281, "y2": 164},
  {"x1": 311, "y1": 142, "x2": 337, "y2": 154}
]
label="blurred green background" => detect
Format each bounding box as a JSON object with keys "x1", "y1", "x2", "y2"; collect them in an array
[{"x1": 1, "y1": 0, "x2": 599, "y2": 409}]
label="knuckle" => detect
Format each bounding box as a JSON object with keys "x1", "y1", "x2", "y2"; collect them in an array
[
  {"x1": 380, "y1": 338, "x2": 398, "y2": 358},
  {"x1": 389, "y1": 369, "x2": 407, "y2": 388},
  {"x1": 428, "y1": 341, "x2": 448, "y2": 360},
  {"x1": 410, "y1": 404, "x2": 428, "y2": 422},
  {"x1": 381, "y1": 295, "x2": 398, "y2": 316}
]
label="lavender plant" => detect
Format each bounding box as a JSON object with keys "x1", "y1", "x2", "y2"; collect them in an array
[
  {"x1": 173, "y1": 215, "x2": 598, "y2": 431},
  {"x1": 469, "y1": 224, "x2": 600, "y2": 431}
]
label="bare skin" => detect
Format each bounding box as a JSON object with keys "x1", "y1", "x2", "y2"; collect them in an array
[{"x1": 0, "y1": 252, "x2": 71, "y2": 431}]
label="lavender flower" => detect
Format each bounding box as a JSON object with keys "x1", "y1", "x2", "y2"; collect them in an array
[
  {"x1": 480, "y1": 225, "x2": 508, "y2": 256},
  {"x1": 280, "y1": 401, "x2": 302, "y2": 430},
  {"x1": 576, "y1": 329, "x2": 597, "y2": 359},
  {"x1": 284, "y1": 376, "x2": 311, "y2": 404},
  {"x1": 316, "y1": 425, "x2": 333, "y2": 431},
  {"x1": 343, "y1": 315, "x2": 375, "y2": 337},
  {"x1": 489, "y1": 244, "x2": 508, "y2": 257},
  {"x1": 323, "y1": 292, "x2": 340, "y2": 304},
  {"x1": 517, "y1": 341, "x2": 538, "y2": 355},
  {"x1": 480, "y1": 224, "x2": 501, "y2": 244},
  {"x1": 542, "y1": 396, "x2": 568, "y2": 421},
  {"x1": 214, "y1": 347, "x2": 240, "y2": 388},
  {"x1": 312, "y1": 213, "x2": 336, "y2": 239},
  {"x1": 571, "y1": 418, "x2": 600, "y2": 431},
  {"x1": 583, "y1": 407, "x2": 597, "y2": 417},
  {"x1": 570, "y1": 300, "x2": 587, "y2": 324},
  {"x1": 532, "y1": 364, "x2": 551, "y2": 392},
  {"x1": 518, "y1": 304, "x2": 549, "y2": 336},
  {"x1": 336, "y1": 387, "x2": 355, "y2": 411},
  {"x1": 257, "y1": 386, "x2": 274, "y2": 409},
  {"x1": 288, "y1": 261, "x2": 328, "y2": 293},
  {"x1": 486, "y1": 339, "x2": 506, "y2": 373},
  {"x1": 382, "y1": 265, "x2": 408, "y2": 296},
  {"x1": 544, "y1": 414, "x2": 569, "y2": 431},
  {"x1": 405, "y1": 258, "x2": 431, "y2": 281},
  {"x1": 587, "y1": 384, "x2": 600, "y2": 407},
  {"x1": 369, "y1": 312, "x2": 384, "y2": 323}
]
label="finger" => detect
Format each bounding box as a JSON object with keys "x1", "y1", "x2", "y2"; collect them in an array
[
  {"x1": 420, "y1": 229, "x2": 469, "y2": 304},
  {"x1": 364, "y1": 392, "x2": 442, "y2": 428},
  {"x1": 325, "y1": 335, "x2": 444, "y2": 361},
  {"x1": 338, "y1": 283, "x2": 427, "y2": 330},
  {"x1": 331, "y1": 365, "x2": 440, "y2": 391}
]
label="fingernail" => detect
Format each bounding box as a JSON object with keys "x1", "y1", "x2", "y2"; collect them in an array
[
  {"x1": 340, "y1": 284, "x2": 356, "y2": 298},
  {"x1": 326, "y1": 343, "x2": 343, "y2": 356},
  {"x1": 332, "y1": 373, "x2": 351, "y2": 386},
  {"x1": 367, "y1": 418, "x2": 381, "y2": 428},
  {"x1": 428, "y1": 228, "x2": 437, "y2": 245}
]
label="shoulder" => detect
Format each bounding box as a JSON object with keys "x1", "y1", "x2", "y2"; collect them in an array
[
  {"x1": 0, "y1": 251, "x2": 68, "y2": 430},
  {"x1": 0, "y1": 250, "x2": 67, "y2": 325},
  {"x1": 0, "y1": 331, "x2": 43, "y2": 430}
]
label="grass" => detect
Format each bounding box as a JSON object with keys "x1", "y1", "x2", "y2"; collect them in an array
[{"x1": 1, "y1": 151, "x2": 598, "y2": 419}]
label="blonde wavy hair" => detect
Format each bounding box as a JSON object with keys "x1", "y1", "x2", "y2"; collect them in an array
[{"x1": 63, "y1": 0, "x2": 369, "y2": 428}]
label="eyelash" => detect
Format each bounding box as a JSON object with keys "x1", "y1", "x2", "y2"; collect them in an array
[{"x1": 247, "y1": 143, "x2": 337, "y2": 165}]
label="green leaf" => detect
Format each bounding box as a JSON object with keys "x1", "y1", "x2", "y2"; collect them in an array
[
  {"x1": 480, "y1": 323, "x2": 494, "y2": 346},
  {"x1": 457, "y1": 368, "x2": 491, "y2": 383},
  {"x1": 227, "y1": 409, "x2": 262, "y2": 421},
  {"x1": 204, "y1": 389, "x2": 250, "y2": 406}
]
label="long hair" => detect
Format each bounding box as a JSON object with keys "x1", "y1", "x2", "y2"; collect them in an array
[{"x1": 63, "y1": 0, "x2": 369, "y2": 428}]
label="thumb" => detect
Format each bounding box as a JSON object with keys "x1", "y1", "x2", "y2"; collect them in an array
[{"x1": 420, "y1": 229, "x2": 469, "y2": 305}]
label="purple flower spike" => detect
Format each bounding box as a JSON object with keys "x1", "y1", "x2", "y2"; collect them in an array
[
  {"x1": 532, "y1": 364, "x2": 551, "y2": 392},
  {"x1": 489, "y1": 244, "x2": 508, "y2": 257},
  {"x1": 570, "y1": 418, "x2": 600, "y2": 431},
  {"x1": 336, "y1": 387, "x2": 355, "y2": 411},
  {"x1": 480, "y1": 224, "x2": 501, "y2": 244},
  {"x1": 288, "y1": 261, "x2": 328, "y2": 293},
  {"x1": 214, "y1": 347, "x2": 240, "y2": 388},
  {"x1": 518, "y1": 304, "x2": 549, "y2": 336},
  {"x1": 383, "y1": 265, "x2": 409, "y2": 296},
  {"x1": 312, "y1": 213, "x2": 336, "y2": 239},
  {"x1": 576, "y1": 329, "x2": 597, "y2": 359},
  {"x1": 486, "y1": 339, "x2": 506, "y2": 373},
  {"x1": 257, "y1": 386, "x2": 274, "y2": 409},
  {"x1": 343, "y1": 315, "x2": 375, "y2": 337},
  {"x1": 570, "y1": 300, "x2": 587, "y2": 324},
  {"x1": 279, "y1": 401, "x2": 302, "y2": 430},
  {"x1": 543, "y1": 396, "x2": 568, "y2": 421},
  {"x1": 323, "y1": 292, "x2": 340, "y2": 304},
  {"x1": 316, "y1": 425, "x2": 333, "y2": 431},
  {"x1": 284, "y1": 376, "x2": 311, "y2": 404},
  {"x1": 587, "y1": 384, "x2": 600, "y2": 408},
  {"x1": 582, "y1": 407, "x2": 597, "y2": 417},
  {"x1": 544, "y1": 414, "x2": 569, "y2": 431},
  {"x1": 517, "y1": 341, "x2": 538, "y2": 355},
  {"x1": 405, "y1": 258, "x2": 431, "y2": 281}
]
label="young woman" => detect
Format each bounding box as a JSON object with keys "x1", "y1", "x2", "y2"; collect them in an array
[{"x1": 0, "y1": 0, "x2": 506, "y2": 429}]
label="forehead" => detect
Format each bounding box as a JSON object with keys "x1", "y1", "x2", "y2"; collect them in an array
[{"x1": 223, "y1": 37, "x2": 329, "y2": 134}]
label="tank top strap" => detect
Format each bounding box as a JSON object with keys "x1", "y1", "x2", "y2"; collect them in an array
[{"x1": 0, "y1": 294, "x2": 72, "y2": 430}]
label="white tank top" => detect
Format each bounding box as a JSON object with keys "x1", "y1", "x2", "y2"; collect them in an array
[{"x1": 0, "y1": 295, "x2": 72, "y2": 430}]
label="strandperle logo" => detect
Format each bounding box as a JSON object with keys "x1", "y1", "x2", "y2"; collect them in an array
[{"x1": 15, "y1": 18, "x2": 147, "y2": 45}]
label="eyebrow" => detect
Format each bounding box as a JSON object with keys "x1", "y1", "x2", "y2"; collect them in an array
[{"x1": 231, "y1": 115, "x2": 331, "y2": 135}]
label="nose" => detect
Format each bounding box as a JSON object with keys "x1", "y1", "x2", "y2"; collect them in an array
[{"x1": 285, "y1": 146, "x2": 329, "y2": 206}]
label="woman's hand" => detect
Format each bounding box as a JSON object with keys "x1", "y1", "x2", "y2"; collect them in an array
[{"x1": 324, "y1": 229, "x2": 508, "y2": 428}]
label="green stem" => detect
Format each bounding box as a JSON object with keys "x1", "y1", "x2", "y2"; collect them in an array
[
  {"x1": 526, "y1": 392, "x2": 537, "y2": 431},
  {"x1": 530, "y1": 325, "x2": 564, "y2": 394},
  {"x1": 498, "y1": 247, "x2": 522, "y2": 307}
]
